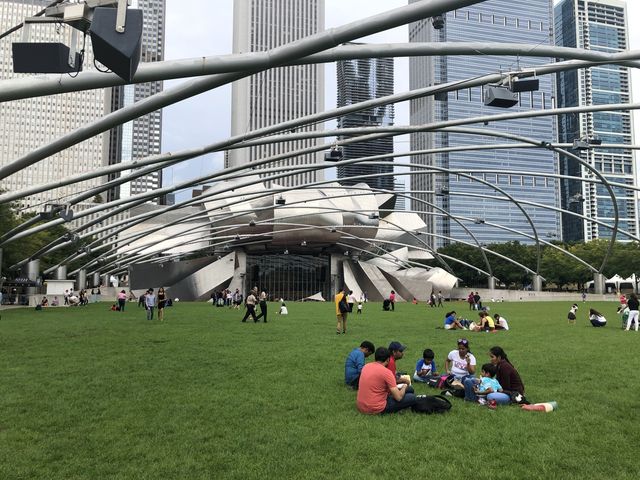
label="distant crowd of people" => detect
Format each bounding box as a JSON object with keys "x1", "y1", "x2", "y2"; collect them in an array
[{"x1": 211, "y1": 289, "x2": 245, "y2": 308}]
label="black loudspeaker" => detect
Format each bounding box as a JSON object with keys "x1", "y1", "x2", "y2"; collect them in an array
[
  {"x1": 89, "y1": 7, "x2": 143, "y2": 82},
  {"x1": 12, "y1": 43, "x2": 82, "y2": 74},
  {"x1": 483, "y1": 85, "x2": 518, "y2": 108},
  {"x1": 510, "y1": 78, "x2": 539, "y2": 93},
  {"x1": 324, "y1": 149, "x2": 343, "y2": 162}
]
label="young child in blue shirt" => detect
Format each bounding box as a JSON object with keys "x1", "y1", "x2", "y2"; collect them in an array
[
  {"x1": 413, "y1": 348, "x2": 439, "y2": 383},
  {"x1": 473, "y1": 363, "x2": 502, "y2": 405}
]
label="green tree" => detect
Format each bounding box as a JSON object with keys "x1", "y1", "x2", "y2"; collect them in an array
[
  {"x1": 489, "y1": 241, "x2": 537, "y2": 289},
  {"x1": 436, "y1": 242, "x2": 486, "y2": 288},
  {"x1": 540, "y1": 246, "x2": 587, "y2": 290},
  {"x1": 0, "y1": 200, "x2": 85, "y2": 277}
]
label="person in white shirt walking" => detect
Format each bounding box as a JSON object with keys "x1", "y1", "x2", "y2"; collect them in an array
[{"x1": 145, "y1": 288, "x2": 156, "y2": 320}]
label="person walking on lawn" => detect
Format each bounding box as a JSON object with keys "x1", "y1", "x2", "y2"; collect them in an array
[
  {"x1": 242, "y1": 289, "x2": 259, "y2": 323},
  {"x1": 145, "y1": 288, "x2": 156, "y2": 320}
]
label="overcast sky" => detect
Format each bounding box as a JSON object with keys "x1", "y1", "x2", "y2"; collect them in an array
[{"x1": 161, "y1": 0, "x2": 640, "y2": 198}]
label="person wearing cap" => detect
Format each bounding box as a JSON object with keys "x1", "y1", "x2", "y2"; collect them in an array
[
  {"x1": 357, "y1": 347, "x2": 416, "y2": 414},
  {"x1": 387, "y1": 341, "x2": 413, "y2": 388},
  {"x1": 344, "y1": 341, "x2": 375, "y2": 390},
  {"x1": 444, "y1": 338, "x2": 476, "y2": 381}
]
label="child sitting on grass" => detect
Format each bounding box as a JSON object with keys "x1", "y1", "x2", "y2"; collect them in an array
[
  {"x1": 412, "y1": 348, "x2": 438, "y2": 383},
  {"x1": 473, "y1": 363, "x2": 503, "y2": 406}
]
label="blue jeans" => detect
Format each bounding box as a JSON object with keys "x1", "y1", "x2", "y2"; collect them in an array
[
  {"x1": 384, "y1": 392, "x2": 416, "y2": 413},
  {"x1": 463, "y1": 377, "x2": 480, "y2": 401},
  {"x1": 487, "y1": 392, "x2": 511, "y2": 405},
  {"x1": 464, "y1": 377, "x2": 512, "y2": 404},
  {"x1": 413, "y1": 373, "x2": 439, "y2": 383},
  {"x1": 147, "y1": 306, "x2": 154, "y2": 320}
]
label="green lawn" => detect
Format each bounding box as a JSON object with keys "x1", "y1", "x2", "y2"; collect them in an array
[{"x1": 0, "y1": 299, "x2": 638, "y2": 480}]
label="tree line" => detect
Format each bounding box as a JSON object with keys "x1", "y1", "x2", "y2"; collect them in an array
[
  {"x1": 0, "y1": 199, "x2": 96, "y2": 277},
  {"x1": 432, "y1": 240, "x2": 640, "y2": 290}
]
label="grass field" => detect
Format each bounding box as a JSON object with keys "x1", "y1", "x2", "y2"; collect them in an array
[{"x1": 1, "y1": 299, "x2": 638, "y2": 480}]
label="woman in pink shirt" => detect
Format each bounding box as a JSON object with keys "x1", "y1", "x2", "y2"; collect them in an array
[{"x1": 117, "y1": 289, "x2": 127, "y2": 312}]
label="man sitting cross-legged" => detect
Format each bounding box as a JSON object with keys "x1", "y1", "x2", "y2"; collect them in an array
[
  {"x1": 345, "y1": 341, "x2": 375, "y2": 390},
  {"x1": 387, "y1": 341, "x2": 413, "y2": 390},
  {"x1": 357, "y1": 347, "x2": 416, "y2": 414}
]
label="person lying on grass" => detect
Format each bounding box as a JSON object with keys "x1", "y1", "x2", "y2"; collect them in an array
[{"x1": 356, "y1": 347, "x2": 416, "y2": 414}]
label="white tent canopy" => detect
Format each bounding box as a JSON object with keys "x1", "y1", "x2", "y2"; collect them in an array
[
  {"x1": 302, "y1": 292, "x2": 326, "y2": 302},
  {"x1": 585, "y1": 274, "x2": 637, "y2": 293}
]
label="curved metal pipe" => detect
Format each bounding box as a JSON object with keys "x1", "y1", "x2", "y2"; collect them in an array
[
  {"x1": 0, "y1": 0, "x2": 483, "y2": 181},
  {"x1": 2, "y1": 43, "x2": 639, "y2": 102}
]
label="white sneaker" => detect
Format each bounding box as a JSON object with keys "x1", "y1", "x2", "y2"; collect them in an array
[{"x1": 477, "y1": 398, "x2": 486, "y2": 405}]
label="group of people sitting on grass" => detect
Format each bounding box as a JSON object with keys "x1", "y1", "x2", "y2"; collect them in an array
[
  {"x1": 345, "y1": 338, "x2": 525, "y2": 414},
  {"x1": 444, "y1": 310, "x2": 509, "y2": 331}
]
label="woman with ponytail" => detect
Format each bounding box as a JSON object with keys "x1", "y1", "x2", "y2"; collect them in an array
[{"x1": 486, "y1": 346, "x2": 525, "y2": 405}]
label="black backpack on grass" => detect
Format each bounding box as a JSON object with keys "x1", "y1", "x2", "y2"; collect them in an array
[{"x1": 411, "y1": 395, "x2": 452, "y2": 414}]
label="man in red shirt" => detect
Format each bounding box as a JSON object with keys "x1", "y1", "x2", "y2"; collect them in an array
[
  {"x1": 357, "y1": 347, "x2": 416, "y2": 414},
  {"x1": 388, "y1": 341, "x2": 413, "y2": 388}
]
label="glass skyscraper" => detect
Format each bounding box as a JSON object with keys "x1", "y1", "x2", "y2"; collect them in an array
[
  {"x1": 336, "y1": 53, "x2": 395, "y2": 192},
  {"x1": 409, "y1": 0, "x2": 560, "y2": 248},
  {"x1": 555, "y1": 0, "x2": 637, "y2": 241}
]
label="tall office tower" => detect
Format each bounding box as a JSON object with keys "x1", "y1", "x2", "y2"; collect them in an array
[
  {"x1": 227, "y1": 0, "x2": 325, "y2": 187},
  {"x1": 0, "y1": 1, "x2": 165, "y2": 215},
  {"x1": 336, "y1": 53, "x2": 395, "y2": 193},
  {"x1": 555, "y1": 0, "x2": 637, "y2": 241},
  {"x1": 0, "y1": 0, "x2": 106, "y2": 214},
  {"x1": 105, "y1": 0, "x2": 165, "y2": 203},
  {"x1": 409, "y1": 0, "x2": 560, "y2": 248}
]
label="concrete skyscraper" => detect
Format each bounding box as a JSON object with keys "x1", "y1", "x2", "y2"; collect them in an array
[
  {"x1": 0, "y1": 0, "x2": 165, "y2": 214},
  {"x1": 555, "y1": 0, "x2": 637, "y2": 241},
  {"x1": 227, "y1": 0, "x2": 325, "y2": 187},
  {"x1": 409, "y1": 0, "x2": 560, "y2": 248},
  {"x1": 0, "y1": 0, "x2": 106, "y2": 214},
  {"x1": 336, "y1": 52, "x2": 395, "y2": 193}
]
